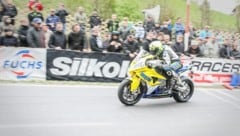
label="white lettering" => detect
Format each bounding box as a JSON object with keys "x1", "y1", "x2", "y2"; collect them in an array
[{"x1": 50, "y1": 57, "x2": 72, "y2": 76}]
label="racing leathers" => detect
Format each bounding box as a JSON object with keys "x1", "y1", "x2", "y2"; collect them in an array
[{"x1": 148, "y1": 41, "x2": 182, "y2": 92}]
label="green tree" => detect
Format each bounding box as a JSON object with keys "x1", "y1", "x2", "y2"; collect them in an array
[{"x1": 200, "y1": 0, "x2": 211, "y2": 28}]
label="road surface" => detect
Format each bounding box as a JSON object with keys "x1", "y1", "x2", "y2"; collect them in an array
[{"x1": 0, "y1": 84, "x2": 240, "y2": 136}]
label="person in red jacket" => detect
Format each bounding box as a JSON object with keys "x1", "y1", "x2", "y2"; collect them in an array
[{"x1": 28, "y1": 0, "x2": 43, "y2": 11}]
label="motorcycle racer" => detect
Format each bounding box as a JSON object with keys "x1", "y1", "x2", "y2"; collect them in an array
[{"x1": 147, "y1": 40, "x2": 182, "y2": 93}]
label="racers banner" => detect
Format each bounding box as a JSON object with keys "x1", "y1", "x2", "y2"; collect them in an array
[
  {"x1": 187, "y1": 58, "x2": 240, "y2": 83},
  {"x1": 0, "y1": 47, "x2": 46, "y2": 80},
  {"x1": 46, "y1": 49, "x2": 131, "y2": 82}
]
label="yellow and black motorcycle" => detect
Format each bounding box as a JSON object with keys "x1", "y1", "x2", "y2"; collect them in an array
[{"x1": 118, "y1": 49, "x2": 194, "y2": 106}]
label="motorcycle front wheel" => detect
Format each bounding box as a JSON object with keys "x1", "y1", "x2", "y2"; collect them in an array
[{"x1": 118, "y1": 79, "x2": 144, "y2": 106}]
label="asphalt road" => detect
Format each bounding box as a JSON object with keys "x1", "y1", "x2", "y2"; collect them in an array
[{"x1": 0, "y1": 84, "x2": 240, "y2": 136}]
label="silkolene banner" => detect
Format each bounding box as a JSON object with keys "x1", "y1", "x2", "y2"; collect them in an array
[
  {"x1": 189, "y1": 58, "x2": 240, "y2": 83},
  {"x1": 0, "y1": 47, "x2": 46, "y2": 80},
  {"x1": 46, "y1": 49, "x2": 131, "y2": 82}
]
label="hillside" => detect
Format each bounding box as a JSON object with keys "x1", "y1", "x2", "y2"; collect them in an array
[{"x1": 13, "y1": 0, "x2": 236, "y2": 31}]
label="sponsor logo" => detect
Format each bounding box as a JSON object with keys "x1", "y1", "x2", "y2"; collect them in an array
[
  {"x1": 191, "y1": 61, "x2": 240, "y2": 73},
  {"x1": 2, "y1": 49, "x2": 43, "y2": 79},
  {"x1": 49, "y1": 57, "x2": 130, "y2": 78}
]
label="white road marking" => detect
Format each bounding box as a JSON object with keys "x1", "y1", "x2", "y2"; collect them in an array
[
  {"x1": 202, "y1": 90, "x2": 240, "y2": 109},
  {"x1": 0, "y1": 83, "x2": 117, "y2": 89},
  {"x1": 213, "y1": 90, "x2": 240, "y2": 102},
  {"x1": 0, "y1": 122, "x2": 113, "y2": 128}
]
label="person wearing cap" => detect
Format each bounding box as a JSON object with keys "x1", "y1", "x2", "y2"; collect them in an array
[
  {"x1": 27, "y1": 18, "x2": 45, "y2": 48},
  {"x1": 0, "y1": 28, "x2": 18, "y2": 47},
  {"x1": 17, "y1": 19, "x2": 29, "y2": 47},
  {"x1": 46, "y1": 9, "x2": 60, "y2": 32},
  {"x1": 107, "y1": 31, "x2": 123, "y2": 53},
  {"x1": 28, "y1": 5, "x2": 44, "y2": 25},
  {"x1": 186, "y1": 40, "x2": 202, "y2": 57}
]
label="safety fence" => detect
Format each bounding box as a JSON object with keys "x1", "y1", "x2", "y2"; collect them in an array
[{"x1": 1, "y1": 47, "x2": 240, "y2": 84}]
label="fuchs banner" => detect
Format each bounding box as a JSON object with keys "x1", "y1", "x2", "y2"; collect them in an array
[
  {"x1": 47, "y1": 49, "x2": 131, "y2": 82},
  {"x1": 0, "y1": 47, "x2": 46, "y2": 80},
  {"x1": 186, "y1": 58, "x2": 240, "y2": 83}
]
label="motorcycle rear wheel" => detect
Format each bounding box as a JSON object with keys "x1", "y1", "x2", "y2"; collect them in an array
[{"x1": 118, "y1": 79, "x2": 144, "y2": 106}]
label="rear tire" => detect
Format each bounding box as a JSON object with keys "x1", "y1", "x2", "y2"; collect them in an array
[
  {"x1": 173, "y1": 78, "x2": 194, "y2": 102},
  {"x1": 118, "y1": 79, "x2": 144, "y2": 106}
]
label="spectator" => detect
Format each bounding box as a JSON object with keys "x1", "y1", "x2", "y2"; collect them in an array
[
  {"x1": 172, "y1": 34, "x2": 185, "y2": 56},
  {"x1": 163, "y1": 34, "x2": 172, "y2": 46},
  {"x1": 174, "y1": 17, "x2": 185, "y2": 36},
  {"x1": 199, "y1": 25, "x2": 211, "y2": 40},
  {"x1": 231, "y1": 43, "x2": 240, "y2": 59},
  {"x1": 74, "y1": 6, "x2": 87, "y2": 30},
  {"x1": 142, "y1": 31, "x2": 154, "y2": 51},
  {"x1": 0, "y1": 16, "x2": 14, "y2": 33},
  {"x1": 166, "y1": 18, "x2": 173, "y2": 38},
  {"x1": 160, "y1": 21, "x2": 171, "y2": 38},
  {"x1": 28, "y1": 5, "x2": 44, "y2": 24},
  {"x1": 2, "y1": 0, "x2": 17, "y2": 25},
  {"x1": 134, "y1": 22, "x2": 145, "y2": 42},
  {"x1": 219, "y1": 38, "x2": 233, "y2": 59},
  {"x1": 28, "y1": 0, "x2": 43, "y2": 11},
  {"x1": 143, "y1": 15, "x2": 155, "y2": 32},
  {"x1": 204, "y1": 36, "x2": 220, "y2": 58},
  {"x1": 102, "y1": 32, "x2": 111, "y2": 48},
  {"x1": 68, "y1": 24, "x2": 87, "y2": 51},
  {"x1": 41, "y1": 23, "x2": 52, "y2": 48},
  {"x1": 55, "y1": 3, "x2": 68, "y2": 32},
  {"x1": 107, "y1": 14, "x2": 119, "y2": 32},
  {"x1": 118, "y1": 21, "x2": 131, "y2": 41},
  {"x1": 89, "y1": 10, "x2": 101, "y2": 28},
  {"x1": 107, "y1": 31, "x2": 123, "y2": 53},
  {"x1": 17, "y1": 19, "x2": 29, "y2": 47},
  {"x1": 46, "y1": 9, "x2": 60, "y2": 32},
  {"x1": 186, "y1": 40, "x2": 202, "y2": 57},
  {"x1": 89, "y1": 27, "x2": 105, "y2": 52},
  {"x1": 27, "y1": 18, "x2": 45, "y2": 48},
  {"x1": 123, "y1": 35, "x2": 139, "y2": 59},
  {"x1": 152, "y1": 22, "x2": 161, "y2": 33},
  {"x1": 156, "y1": 32, "x2": 164, "y2": 42},
  {"x1": 0, "y1": 0, "x2": 6, "y2": 22},
  {"x1": 48, "y1": 22, "x2": 67, "y2": 49},
  {"x1": 0, "y1": 28, "x2": 18, "y2": 47}
]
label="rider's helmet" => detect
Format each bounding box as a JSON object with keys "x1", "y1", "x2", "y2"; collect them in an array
[{"x1": 149, "y1": 41, "x2": 165, "y2": 57}]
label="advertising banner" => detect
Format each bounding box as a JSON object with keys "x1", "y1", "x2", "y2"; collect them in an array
[
  {"x1": 0, "y1": 47, "x2": 46, "y2": 80},
  {"x1": 46, "y1": 49, "x2": 131, "y2": 82},
  {"x1": 190, "y1": 58, "x2": 240, "y2": 83}
]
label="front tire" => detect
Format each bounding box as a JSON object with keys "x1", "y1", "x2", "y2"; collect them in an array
[
  {"x1": 118, "y1": 79, "x2": 144, "y2": 106},
  {"x1": 173, "y1": 78, "x2": 194, "y2": 102}
]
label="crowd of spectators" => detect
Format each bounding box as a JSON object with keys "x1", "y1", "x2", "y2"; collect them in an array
[{"x1": 0, "y1": 0, "x2": 239, "y2": 60}]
